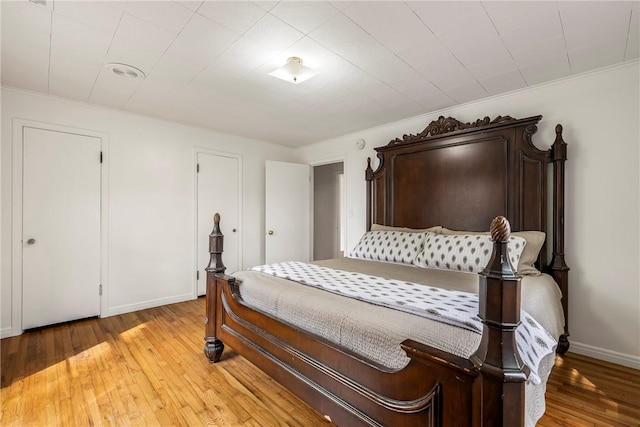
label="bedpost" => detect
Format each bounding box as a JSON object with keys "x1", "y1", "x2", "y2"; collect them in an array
[
  {"x1": 550, "y1": 124, "x2": 570, "y2": 354},
  {"x1": 204, "y1": 213, "x2": 225, "y2": 363},
  {"x1": 365, "y1": 157, "x2": 373, "y2": 231},
  {"x1": 470, "y1": 216, "x2": 529, "y2": 426}
]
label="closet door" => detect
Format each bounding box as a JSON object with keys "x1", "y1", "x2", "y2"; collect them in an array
[
  {"x1": 197, "y1": 152, "x2": 240, "y2": 295},
  {"x1": 22, "y1": 127, "x2": 101, "y2": 329}
]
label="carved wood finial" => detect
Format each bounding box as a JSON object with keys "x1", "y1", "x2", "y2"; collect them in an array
[
  {"x1": 212, "y1": 213, "x2": 222, "y2": 236},
  {"x1": 551, "y1": 123, "x2": 567, "y2": 162},
  {"x1": 207, "y1": 212, "x2": 225, "y2": 274},
  {"x1": 490, "y1": 216, "x2": 511, "y2": 242},
  {"x1": 365, "y1": 157, "x2": 374, "y2": 181}
]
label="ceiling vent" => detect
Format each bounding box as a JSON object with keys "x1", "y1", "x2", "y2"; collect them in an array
[{"x1": 104, "y1": 63, "x2": 146, "y2": 80}]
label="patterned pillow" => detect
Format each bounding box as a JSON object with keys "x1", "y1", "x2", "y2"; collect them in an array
[
  {"x1": 413, "y1": 232, "x2": 526, "y2": 273},
  {"x1": 349, "y1": 231, "x2": 425, "y2": 265},
  {"x1": 440, "y1": 227, "x2": 545, "y2": 276}
]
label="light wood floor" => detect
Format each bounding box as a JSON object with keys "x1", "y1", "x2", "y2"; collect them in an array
[{"x1": 2, "y1": 298, "x2": 638, "y2": 426}]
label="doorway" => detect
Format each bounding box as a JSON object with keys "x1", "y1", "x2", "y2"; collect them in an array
[{"x1": 313, "y1": 162, "x2": 345, "y2": 261}]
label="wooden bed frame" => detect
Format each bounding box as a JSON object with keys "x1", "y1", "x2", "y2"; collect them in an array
[{"x1": 203, "y1": 115, "x2": 570, "y2": 426}]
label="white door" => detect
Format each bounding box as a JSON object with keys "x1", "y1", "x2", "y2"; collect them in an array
[
  {"x1": 197, "y1": 153, "x2": 240, "y2": 295},
  {"x1": 22, "y1": 127, "x2": 101, "y2": 329},
  {"x1": 265, "y1": 161, "x2": 310, "y2": 264}
]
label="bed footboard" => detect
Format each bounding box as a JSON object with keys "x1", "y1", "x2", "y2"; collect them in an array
[{"x1": 203, "y1": 214, "x2": 531, "y2": 426}]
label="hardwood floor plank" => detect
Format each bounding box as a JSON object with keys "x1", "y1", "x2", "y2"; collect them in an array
[
  {"x1": 539, "y1": 350, "x2": 640, "y2": 427},
  {"x1": 2, "y1": 298, "x2": 638, "y2": 426}
]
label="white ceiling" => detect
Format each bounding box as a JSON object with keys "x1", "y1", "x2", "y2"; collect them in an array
[{"x1": 2, "y1": 1, "x2": 638, "y2": 147}]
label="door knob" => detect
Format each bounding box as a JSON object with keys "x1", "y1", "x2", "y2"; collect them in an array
[
  {"x1": 26, "y1": 238, "x2": 36, "y2": 245},
  {"x1": 267, "y1": 230, "x2": 274, "y2": 235}
]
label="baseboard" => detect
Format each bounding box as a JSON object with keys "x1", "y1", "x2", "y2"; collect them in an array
[
  {"x1": 569, "y1": 341, "x2": 640, "y2": 370},
  {"x1": 0, "y1": 326, "x2": 20, "y2": 339},
  {"x1": 105, "y1": 293, "x2": 196, "y2": 318}
]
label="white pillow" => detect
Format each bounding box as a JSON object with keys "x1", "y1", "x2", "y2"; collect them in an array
[
  {"x1": 349, "y1": 231, "x2": 425, "y2": 265},
  {"x1": 414, "y1": 232, "x2": 526, "y2": 273}
]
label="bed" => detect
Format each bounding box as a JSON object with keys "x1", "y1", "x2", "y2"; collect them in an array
[{"x1": 203, "y1": 114, "x2": 570, "y2": 426}]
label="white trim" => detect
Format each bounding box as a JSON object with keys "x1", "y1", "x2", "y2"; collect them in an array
[
  {"x1": 11, "y1": 118, "x2": 109, "y2": 336},
  {"x1": 11, "y1": 120, "x2": 22, "y2": 337},
  {"x1": 193, "y1": 147, "x2": 243, "y2": 297},
  {"x1": 0, "y1": 327, "x2": 18, "y2": 339},
  {"x1": 192, "y1": 148, "x2": 198, "y2": 299},
  {"x1": 105, "y1": 293, "x2": 195, "y2": 318},
  {"x1": 569, "y1": 341, "x2": 640, "y2": 370},
  {"x1": 100, "y1": 138, "x2": 110, "y2": 318},
  {"x1": 308, "y1": 156, "x2": 347, "y2": 168}
]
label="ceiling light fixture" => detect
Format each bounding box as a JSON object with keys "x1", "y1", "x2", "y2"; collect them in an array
[
  {"x1": 269, "y1": 57, "x2": 316, "y2": 84},
  {"x1": 105, "y1": 63, "x2": 146, "y2": 80}
]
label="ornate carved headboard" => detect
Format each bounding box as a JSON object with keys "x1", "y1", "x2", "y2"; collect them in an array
[{"x1": 366, "y1": 115, "x2": 570, "y2": 351}]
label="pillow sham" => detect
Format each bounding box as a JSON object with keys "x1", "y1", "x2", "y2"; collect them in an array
[
  {"x1": 349, "y1": 230, "x2": 425, "y2": 265},
  {"x1": 371, "y1": 224, "x2": 443, "y2": 234},
  {"x1": 413, "y1": 231, "x2": 526, "y2": 273},
  {"x1": 440, "y1": 227, "x2": 545, "y2": 276}
]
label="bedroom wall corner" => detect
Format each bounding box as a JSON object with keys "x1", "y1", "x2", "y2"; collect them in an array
[
  {"x1": 297, "y1": 61, "x2": 640, "y2": 368},
  {"x1": 0, "y1": 87, "x2": 297, "y2": 337}
]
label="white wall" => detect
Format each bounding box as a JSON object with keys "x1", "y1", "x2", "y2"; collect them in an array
[
  {"x1": 298, "y1": 61, "x2": 640, "y2": 368},
  {"x1": 1, "y1": 88, "x2": 297, "y2": 337}
]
